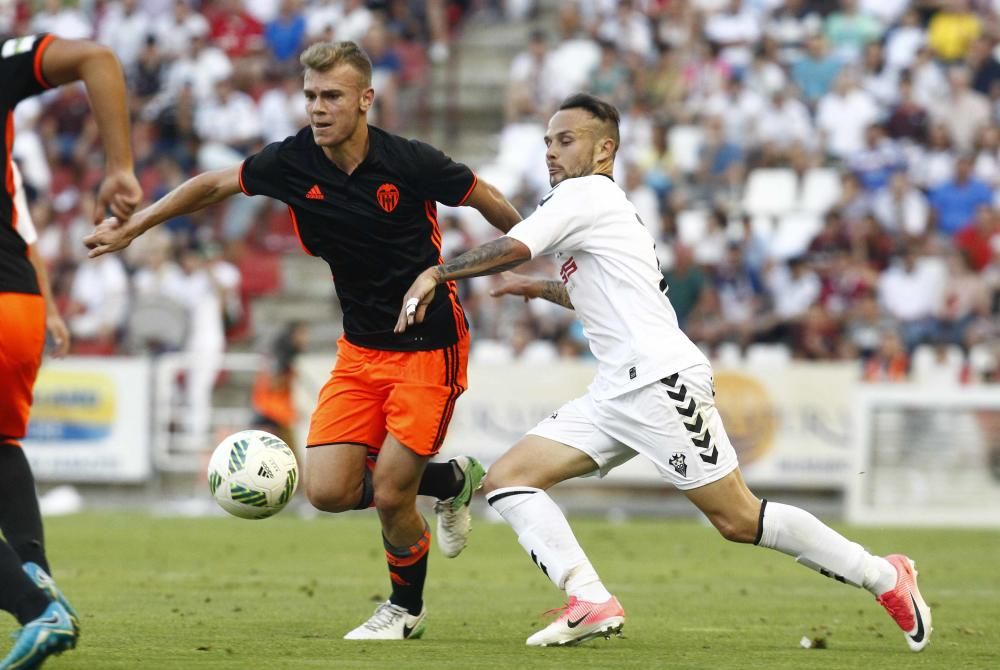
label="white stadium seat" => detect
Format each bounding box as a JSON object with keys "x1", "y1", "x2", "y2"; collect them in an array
[
  {"x1": 742, "y1": 168, "x2": 798, "y2": 217},
  {"x1": 768, "y1": 211, "x2": 822, "y2": 260},
  {"x1": 799, "y1": 168, "x2": 842, "y2": 214},
  {"x1": 677, "y1": 208, "x2": 709, "y2": 246}
]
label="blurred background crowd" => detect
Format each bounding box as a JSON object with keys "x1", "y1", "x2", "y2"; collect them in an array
[{"x1": 3, "y1": 0, "x2": 1000, "y2": 387}]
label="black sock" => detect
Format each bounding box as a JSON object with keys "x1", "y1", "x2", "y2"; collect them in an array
[
  {"x1": 384, "y1": 521, "x2": 430, "y2": 616},
  {"x1": 417, "y1": 460, "x2": 464, "y2": 500},
  {"x1": 352, "y1": 467, "x2": 375, "y2": 510},
  {"x1": 0, "y1": 539, "x2": 48, "y2": 625},
  {"x1": 0, "y1": 442, "x2": 49, "y2": 572}
]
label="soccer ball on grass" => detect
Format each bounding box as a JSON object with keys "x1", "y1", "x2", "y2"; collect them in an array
[{"x1": 208, "y1": 430, "x2": 299, "y2": 519}]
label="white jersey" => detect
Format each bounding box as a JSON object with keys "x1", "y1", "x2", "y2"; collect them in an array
[{"x1": 506, "y1": 174, "x2": 710, "y2": 400}]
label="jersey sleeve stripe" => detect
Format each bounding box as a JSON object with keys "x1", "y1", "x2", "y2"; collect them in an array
[
  {"x1": 455, "y1": 173, "x2": 478, "y2": 206},
  {"x1": 286, "y1": 206, "x2": 315, "y2": 256},
  {"x1": 32, "y1": 34, "x2": 56, "y2": 90},
  {"x1": 237, "y1": 160, "x2": 251, "y2": 195}
]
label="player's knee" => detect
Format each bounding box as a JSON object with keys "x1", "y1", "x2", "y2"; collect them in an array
[
  {"x1": 372, "y1": 486, "x2": 411, "y2": 515},
  {"x1": 707, "y1": 511, "x2": 758, "y2": 544},
  {"x1": 305, "y1": 482, "x2": 356, "y2": 513},
  {"x1": 482, "y1": 462, "x2": 530, "y2": 495}
]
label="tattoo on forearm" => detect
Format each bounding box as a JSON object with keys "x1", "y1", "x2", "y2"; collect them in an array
[
  {"x1": 438, "y1": 237, "x2": 527, "y2": 279},
  {"x1": 537, "y1": 280, "x2": 574, "y2": 309}
]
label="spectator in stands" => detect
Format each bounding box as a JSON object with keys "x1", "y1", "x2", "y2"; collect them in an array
[
  {"x1": 258, "y1": 70, "x2": 307, "y2": 143},
  {"x1": 159, "y1": 30, "x2": 234, "y2": 104},
  {"x1": 853, "y1": 213, "x2": 895, "y2": 271},
  {"x1": 207, "y1": 0, "x2": 265, "y2": 59},
  {"x1": 252, "y1": 320, "x2": 309, "y2": 448},
  {"x1": 972, "y1": 125, "x2": 1000, "y2": 187},
  {"x1": 791, "y1": 33, "x2": 842, "y2": 105},
  {"x1": 547, "y1": 4, "x2": 600, "y2": 104},
  {"x1": 766, "y1": 255, "x2": 821, "y2": 326},
  {"x1": 744, "y1": 45, "x2": 787, "y2": 98},
  {"x1": 174, "y1": 243, "x2": 242, "y2": 447},
  {"x1": 98, "y1": 0, "x2": 152, "y2": 72},
  {"x1": 930, "y1": 65, "x2": 990, "y2": 152},
  {"x1": 884, "y1": 8, "x2": 925, "y2": 74},
  {"x1": 954, "y1": 203, "x2": 999, "y2": 270},
  {"x1": 713, "y1": 242, "x2": 766, "y2": 346},
  {"x1": 765, "y1": 0, "x2": 822, "y2": 64},
  {"x1": 846, "y1": 291, "x2": 895, "y2": 359},
  {"x1": 132, "y1": 36, "x2": 166, "y2": 110},
  {"x1": 817, "y1": 69, "x2": 879, "y2": 160},
  {"x1": 597, "y1": 0, "x2": 655, "y2": 60},
  {"x1": 809, "y1": 210, "x2": 853, "y2": 257},
  {"x1": 849, "y1": 124, "x2": 906, "y2": 193},
  {"x1": 911, "y1": 45, "x2": 949, "y2": 108},
  {"x1": 872, "y1": 171, "x2": 930, "y2": 238},
  {"x1": 929, "y1": 155, "x2": 993, "y2": 236},
  {"x1": 365, "y1": 19, "x2": 403, "y2": 130},
  {"x1": 967, "y1": 36, "x2": 1000, "y2": 97},
  {"x1": 911, "y1": 122, "x2": 956, "y2": 189},
  {"x1": 697, "y1": 115, "x2": 744, "y2": 199},
  {"x1": 704, "y1": 0, "x2": 761, "y2": 73},
  {"x1": 65, "y1": 254, "x2": 130, "y2": 354},
  {"x1": 862, "y1": 328, "x2": 910, "y2": 381},
  {"x1": 194, "y1": 77, "x2": 262, "y2": 160},
  {"x1": 755, "y1": 85, "x2": 814, "y2": 156},
  {"x1": 662, "y1": 244, "x2": 706, "y2": 328},
  {"x1": 823, "y1": 0, "x2": 882, "y2": 65},
  {"x1": 937, "y1": 249, "x2": 991, "y2": 348},
  {"x1": 879, "y1": 246, "x2": 943, "y2": 350},
  {"x1": 793, "y1": 303, "x2": 844, "y2": 360},
  {"x1": 859, "y1": 42, "x2": 897, "y2": 108},
  {"x1": 588, "y1": 40, "x2": 631, "y2": 110},
  {"x1": 155, "y1": 0, "x2": 211, "y2": 59},
  {"x1": 644, "y1": 45, "x2": 684, "y2": 114},
  {"x1": 31, "y1": 0, "x2": 93, "y2": 40},
  {"x1": 507, "y1": 29, "x2": 558, "y2": 116},
  {"x1": 927, "y1": 0, "x2": 981, "y2": 63},
  {"x1": 264, "y1": 0, "x2": 307, "y2": 64},
  {"x1": 885, "y1": 75, "x2": 929, "y2": 144}
]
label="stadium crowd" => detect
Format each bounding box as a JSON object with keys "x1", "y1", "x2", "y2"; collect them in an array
[{"x1": 4, "y1": 0, "x2": 1000, "y2": 385}]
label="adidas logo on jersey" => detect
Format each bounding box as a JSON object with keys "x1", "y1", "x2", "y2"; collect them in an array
[{"x1": 306, "y1": 184, "x2": 324, "y2": 200}]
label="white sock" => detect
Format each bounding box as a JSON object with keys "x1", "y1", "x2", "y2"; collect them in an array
[
  {"x1": 487, "y1": 487, "x2": 612, "y2": 602},
  {"x1": 756, "y1": 500, "x2": 897, "y2": 596}
]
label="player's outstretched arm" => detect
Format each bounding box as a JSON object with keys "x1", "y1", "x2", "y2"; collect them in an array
[
  {"x1": 490, "y1": 272, "x2": 574, "y2": 310},
  {"x1": 462, "y1": 178, "x2": 522, "y2": 233},
  {"x1": 395, "y1": 236, "x2": 532, "y2": 333},
  {"x1": 40, "y1": 38, "x2": 141, "y2": 222},
  {"x1": 84, "y1": 166, "x2": 243, "y2": 258}
]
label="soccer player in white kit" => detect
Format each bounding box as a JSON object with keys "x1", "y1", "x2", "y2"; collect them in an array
[{"x1": 395, "y1": 94, "x2": 931, "y2": 651}]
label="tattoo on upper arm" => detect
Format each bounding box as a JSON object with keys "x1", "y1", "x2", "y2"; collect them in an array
[{"x1": 537, "y1": 280, "x2": 574, "y2": 309}]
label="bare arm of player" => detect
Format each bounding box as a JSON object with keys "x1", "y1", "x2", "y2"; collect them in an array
[
  {"x1": 490, "y1": 272, "x2": 574, "y2": 310},
  {"x1": 84, "y1": 166, "x2": 242, "y2": 258},
  {"x1": 26, "y1": 244, "x2": 70, "y2": 357},
  {"x1": 395, "y1": 236, "x2": 531, "y2": 333},
  {"x1": 462, "y1": 178, "x2": 522, "y2": 233},
  {"x1": 40, "y1": 38, "x2": 141, "y2": 223}
]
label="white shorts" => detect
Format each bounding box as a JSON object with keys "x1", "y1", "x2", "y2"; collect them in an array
[{"x1": 527, "y1": 364, "x2": 738, "y2": 490}]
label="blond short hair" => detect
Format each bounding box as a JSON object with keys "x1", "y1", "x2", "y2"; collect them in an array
[{"x1": 299, "y1": 41, "x2": 373, "y2": 87}]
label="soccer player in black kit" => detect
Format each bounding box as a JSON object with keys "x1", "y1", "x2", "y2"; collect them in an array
[
  {"x1": 85, "y1": 41, "x2": 522, "y2": 639},
  {"x1": 1, "y1": 32, "x2": 142, "y2": 667}
]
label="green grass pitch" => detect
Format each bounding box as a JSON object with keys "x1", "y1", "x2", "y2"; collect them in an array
[{"x1": 4, "y1": 511, "x2": 998, "y2": 669}]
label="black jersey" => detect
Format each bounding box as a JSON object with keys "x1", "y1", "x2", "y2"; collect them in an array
[
  {"x1": 0, "y1": 33, "x2": 54, "y2": 295},
  {"x1": 239, "y1": 125, "x2": 476, "y2": 351}
]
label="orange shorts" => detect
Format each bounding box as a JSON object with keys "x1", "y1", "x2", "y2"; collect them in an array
[
  {"x1": 0, "y1": 293, "x2": 46, "y2": 440},
  {"x1": 307, "y1": 334, "x2": 469, "y2": 458}
]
